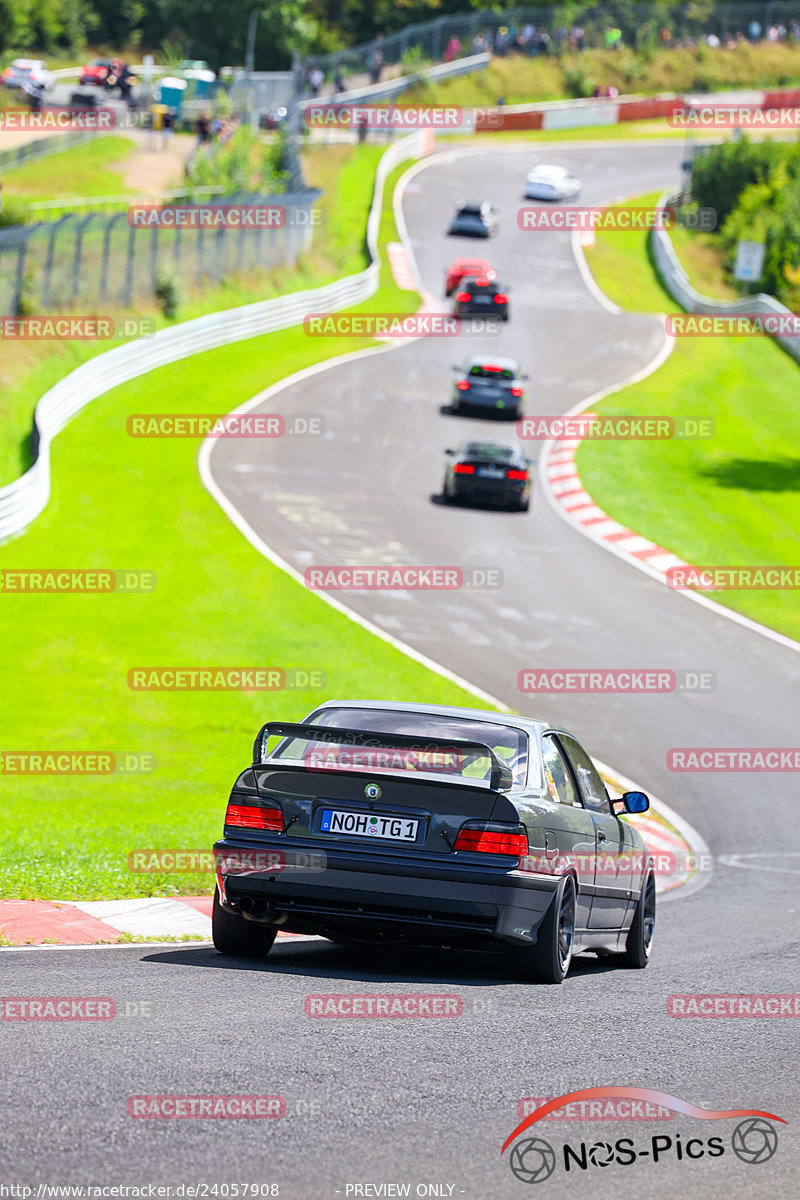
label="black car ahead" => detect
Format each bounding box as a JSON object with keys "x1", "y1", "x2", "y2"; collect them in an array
[
  {"x1": 442, "y1": 439, "x2": 531, "y2": 511},
  {"x1": 211, "y1": 701, "x2": 655, "y2": 983},
  {"x1": 448, "y1": 202, "x2": 498, "y2": 238},
  {"x1": 451, "y1": 355, "x2": 527, "y2": 419},
  {"x1": 453, "y1": 275, "x2": 509, "y2": 321}
]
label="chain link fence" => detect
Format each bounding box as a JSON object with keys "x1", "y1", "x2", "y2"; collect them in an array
[
  {"x1": 0, "y1": 191, "x2": 320, "y2": 317},
  {"x1": 306, "y1": 3, "x2": 800, "y2": 75}
]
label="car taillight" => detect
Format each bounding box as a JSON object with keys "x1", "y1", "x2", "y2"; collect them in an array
[
  {"x1": 225, "y1": 802, "x2": 284, "y2": 831},
  {"x1": 456, "y1": 291, "x2": 471, "y2": 303},
  {"x1": 510, "y1": 385, "x2": 524, "y2": 397},
  {"x1": 507, "y1": 469, "x2": 528, "y2": 481},
  {"x1": 494, "y1": 293, "x2": 508, "y2": 304},
  {"x1": 454, "y1": 825, "x2": 528, "y2": 856},
  {"x1": 456, "y1": 379, "x2": 470, "y2": 391},
  {"x1": 453, "y1": 463, "x2": 475, "y2": 475}
]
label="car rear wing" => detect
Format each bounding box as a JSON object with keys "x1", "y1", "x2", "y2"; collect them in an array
[{"x1": 252, "y1": 721, "x2": 514, "y2": 792}]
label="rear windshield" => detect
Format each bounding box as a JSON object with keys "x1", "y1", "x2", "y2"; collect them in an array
[
  {"x1": 459, "y1": 205, "x2": 483, "y2": 216},
  {"x1": 270, "y1": 707, "x2": 528, "y2": 787},
  {"x1": 467, "y1": 363, "x2": 515, "y2": 380},
  {"x1": 464, "y1": 443, "x2": 516, "y2": 461}
]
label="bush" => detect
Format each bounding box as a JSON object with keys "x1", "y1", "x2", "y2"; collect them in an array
[
  {"x1": 690, "y1": 137, "x2": 791, "y2": 226},
  {"x1": 154, "y1": 274, "x2": 179, "y2": 319},
  {"x1": 0, "y1": 197, "x2": 31, "y2": 227}
]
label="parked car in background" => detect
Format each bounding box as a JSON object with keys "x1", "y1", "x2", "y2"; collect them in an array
[{"x1": 2, "y1": 59, "x2": 54, "y2": 94}]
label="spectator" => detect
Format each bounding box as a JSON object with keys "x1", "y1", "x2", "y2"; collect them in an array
[
  {"x1": 495, "y1": 26, "x2": 510, "y2": 56},
  {"x1": 196, "y1": 112, "x2": 211, "y2": 146},
  {"x1": 748, "y1": 20, "x2": 762, "y2": 42},
  {"x1": 161, "y1": 108, "x2": 175, "y2": 150},
  {"x1": 444, "y1": 36, "x2": 462, "y2": 63},
  {"x1": 369, "y1": 37, "x2": 384, "y2": 84},
  {"x1": 210, "y1": 115, "x2": 222, "y2": 139},
  {"x1": 766, "y1": 24, "x2": 780, "y2": 43},
  {"x1": 705, "y1": 33, "x2": 720, "y2": 48},
  {"x1": 605, "y1": 26, "x2": 623, "y2": 49},
  {"x1": 334, "y1": 68, "x2": 346, "y2": 94},
  {"x1": 309, "y1": 66, "x2": 324, "y2": 97}
]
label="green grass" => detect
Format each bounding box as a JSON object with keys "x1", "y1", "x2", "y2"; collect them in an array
[
  {"x1": 0, "y1": 142, "x2": 385, "y2": 489},
  {"x1": 580, "y1": 196, "x2": 800, "y2": 640},
  {"x1": 0, "y1": 149, "x2": 480, "y2": 902},
  {"x1": 1, "y1": 136, "x2": 137, "y2": 200}
]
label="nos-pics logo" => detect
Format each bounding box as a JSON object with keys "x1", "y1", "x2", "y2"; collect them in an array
[{"x1": 502, "y1": 1088, "x2": 783, "y2": 1184}]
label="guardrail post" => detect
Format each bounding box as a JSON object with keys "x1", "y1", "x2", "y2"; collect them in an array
[
  {"x1": 41, "y1": 215, "x2": 70, "y2": 309},
  {"x1": 13, "y1": 232, "x2": 29, "y2": 317},
  {"x1": 122, "y1": 222, "x2": 136, "y2": 306},
  {"x1": 100, "y1": 213, "x2": 125, "y2": 302},
  {"x1": 150, "y1": 226, "x2": 159, "y2": 293},
  {"x1": 71, "y1": 214, "x2": 94, "y2": 302}
]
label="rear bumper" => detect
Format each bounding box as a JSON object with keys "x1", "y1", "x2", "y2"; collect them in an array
[
  {"x1": 214, "y1": 837, "x2": 559, "y2": 946},
  {"x1": 453, "y1": 478, "x2": 527, "y2": 505}
]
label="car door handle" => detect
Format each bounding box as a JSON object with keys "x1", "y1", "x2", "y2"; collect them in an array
[{"x1": 597, "y1": 830, "x2": 607, "y2": 843}]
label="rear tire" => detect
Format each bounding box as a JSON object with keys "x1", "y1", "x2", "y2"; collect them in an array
[
  {"x1": 618, "y1": 871, "x2": 655, "y2": 968},
  {"x1": 511, "y1": 874, "x2": 576, "y2": 984},
  {"x1": 212, "y1": 887, "x2": 277, "y2": 957}
]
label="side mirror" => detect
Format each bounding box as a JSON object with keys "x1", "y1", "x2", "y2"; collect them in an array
[
  {"x1": 521, "y1": 372, "x2": 530, "y2": 380},
  {"x1": 526, "y1": 457, "x2": 536, "y2": 466},
  {"x1": 452, "y1": 364, "x2": 461, "y2": 371},
  {"x1": 445, "y1": 448, "x2": 455, "y2": 455},
  {"x1": 613, "y1": 791, "x2": 650, "y2": 814}
]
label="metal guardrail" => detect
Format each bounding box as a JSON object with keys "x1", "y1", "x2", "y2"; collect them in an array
[
  {"x1": 652, "y1": 190, "x2": 800, "y2": 365},
  {"x1": 0, "y1": 129, "x2": 433, "y2": 541},
  {"x1": 302, "y1": 53, "x2": 491, "y2": 108}
]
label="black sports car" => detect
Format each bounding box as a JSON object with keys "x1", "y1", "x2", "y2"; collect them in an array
[
  {"x1": 451, "y1": 355, "x2": 527, "y2": 419},
  {"x1": 442, "y1": 439, "x2": 531, "y2": 511},
  {"x1": 447, "y1": 202, "x2": 498, "y2": 238},
  {"x1": 453, "y1": 275, "x2": 509, "y2": 321},
  {"x1": 212, "y1": 701, "x2": 655, "y2": 983}
]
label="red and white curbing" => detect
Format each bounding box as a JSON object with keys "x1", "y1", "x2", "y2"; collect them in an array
[
  {"x1": 547, "y1": 433, "x2": 694, "y2": 579},
  {"x1": 387, "y1": 241, "x2": 418, "y2": 290}
]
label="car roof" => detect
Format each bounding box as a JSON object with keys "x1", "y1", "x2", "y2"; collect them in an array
[
  {"x1": 529, "y1": 164, "x2": 570, "y2": 178},
  {"x1": 309, "y1": 698, "x2": 551, "y2": 739},
  {"x1": 458, "y1": 203, "x2": 486, "y2": 214},
  {"x1": 463, "y1": 354, "x2": 519, "y2": 371},
  {"x1": 11, "y1": 59, "x2": 40, "y2": 68}
]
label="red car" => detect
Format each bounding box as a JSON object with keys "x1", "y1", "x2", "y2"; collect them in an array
[
  {"x1": 80, "y1": 58, "x2": 115, "y2": 86},
  {"x1": 444, "y1": 257, "x2": 497, "y2": 297}
]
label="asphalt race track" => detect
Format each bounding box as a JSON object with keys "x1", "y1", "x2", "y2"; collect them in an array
[{"x1": 3, "y1": 142, "x2": 798, "y2": 1198}]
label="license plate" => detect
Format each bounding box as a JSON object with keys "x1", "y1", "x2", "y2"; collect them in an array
[
  {"x1": 472, "y1": 295, "x2": 491, "y2": 303},
  {"x1": 478, "y1": 468, "x2": 505, "y2": 478},
  {"x1": 320, "y1": 809, "x2": 419, "y2": 842}
]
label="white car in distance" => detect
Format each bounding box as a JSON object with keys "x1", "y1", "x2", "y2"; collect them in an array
[{"x1": 524, "y1": 164, "x2": 582, "y2": 201}]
